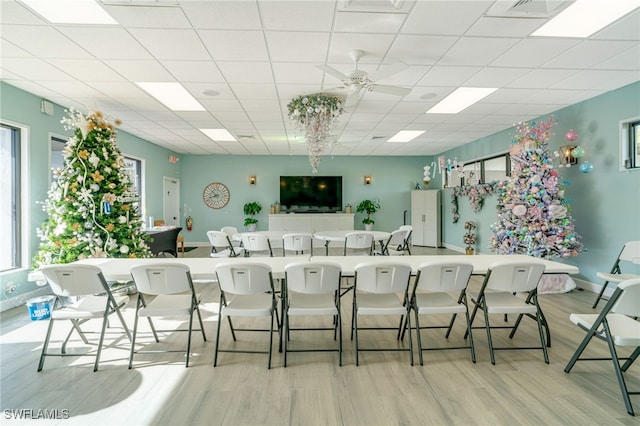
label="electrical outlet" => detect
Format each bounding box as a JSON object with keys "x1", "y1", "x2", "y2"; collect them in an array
[{"x1": 5, "y1": 282, "x2": 17, "y2": 295}]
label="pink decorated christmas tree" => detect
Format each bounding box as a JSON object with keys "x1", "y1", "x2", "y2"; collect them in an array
[{"x1": 489, "y1": 116, "x2": 584, "y2": 258}]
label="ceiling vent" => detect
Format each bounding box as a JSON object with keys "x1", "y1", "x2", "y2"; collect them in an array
[
  {"x1": 371, "y1": 135, "x2": 388, "y2": 140},
  {"x1": 237, "y1": 135, "x2": 256, "y2": 141},
  {"x1": 485, "y1": 0, "x2": 571, "y2": 18},
  {"x1": 337, "y1": 0, "x2": 415, "y2": 14}
]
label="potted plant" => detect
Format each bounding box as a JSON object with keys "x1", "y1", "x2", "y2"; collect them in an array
[
  {"x1": 243, "y1": 201, "x2": 262, "y2": 231},
  {"x1": 464, "y1": 221, "x2": 476, "y2": 255},
  {"x1": 356, "y1": 199, "x2": 380, "y2": 231}
]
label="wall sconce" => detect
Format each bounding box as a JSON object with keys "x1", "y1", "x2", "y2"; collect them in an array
[
  {"x1": 560, "y1": 145, "x2": 578, "y2": 166},
  {"x1": 168, "y1": 154, "x2": 179, "y2": 164},
  {"x1": 249, "y1": 175, "x2": 256, "y2": 185},
  {"x1": 364, "y1": 176, "x2": 371, "y2": 185}
]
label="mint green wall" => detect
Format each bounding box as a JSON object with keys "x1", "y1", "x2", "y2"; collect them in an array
[
  {"x1": 0, "y1": 82, "x2": 174, "y2": 303},
  {"x1": 439, "y1": 81, "x2": 640, "y2": 286},
  {"x1": 179, "y1": 155, "x2": 429, "y2": 242}
]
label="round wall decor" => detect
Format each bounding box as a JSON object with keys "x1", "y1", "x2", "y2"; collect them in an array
[{"x1": 203, "y1": 182, "x2": 230, "y2": 209}]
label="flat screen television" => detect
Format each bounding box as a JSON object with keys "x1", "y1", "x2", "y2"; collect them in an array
[{"x1": 279, "y1": 176, "x2": 342, "y2": 213}]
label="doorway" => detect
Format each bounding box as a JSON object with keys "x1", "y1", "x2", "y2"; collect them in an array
[{"x1": 163, "y1": 177, "x2": 180, "y2": 226}]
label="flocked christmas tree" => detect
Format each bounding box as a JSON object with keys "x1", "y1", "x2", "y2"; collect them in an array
[
  {"x1": 489, "y1": 116, "x2": 584, "y2": 258},
  {"x1": 34, "y1": 108, "x2": 151, "y2": 267}
]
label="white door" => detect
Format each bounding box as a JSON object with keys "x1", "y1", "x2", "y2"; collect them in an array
[{"x1": 163, "y1": 177, "x2": 180, "y2": 226}]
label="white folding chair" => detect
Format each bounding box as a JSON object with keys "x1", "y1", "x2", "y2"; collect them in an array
[
  {"x1": 129, "y1": 263, "x2": 207, "y2": 368},
  {"x1": 344, "y1": 232, "x2": 373, "y2": 256},
  {"x1": 284, "y1": 262, "x2": 342, "y2": 366},
  {"x1": 38, "y1": 264, "x2": 131, "y2": 372},
  {"x1": 241, "y1": 233, "x2": 273, "y2": 257},
  {"x1": 214, "y1": 262, "x2": 278, "y2": 369},
  {"x1": 399, "y1": 225, "x2": 412, "y2": 255},
  {"x1": 207, "y1": 230, "x2": 243, "y2": 257},
  {"x1": 375, "y1": 229, "x2": 408, "y2": 256},
  {"x1": 468, "y1": 261, "x2": 548, "y2": 365},
  {"x1": 408, "y1": 261, "x2": 475, "y2": 365},
  {"x1": 221, "y1": 226, "x2": 242, "y2": 249},
  {"x1": 282, "y1": 233, "x2": 313, "y2": 257},
  {"x1": 565, "y1": 278, "x2": 640, "y2": 416},
  {"x1": 592, "y1": 241, "x2": 640, "y2": 309},
  {"x1": 352, "y1": 262, "x2": 413, "y2": 366}
]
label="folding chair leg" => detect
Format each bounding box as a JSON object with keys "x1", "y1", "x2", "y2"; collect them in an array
[
  {"x1": 564, "y1": 329, "x2": 595, "y2": 373},
  {"x1": 483, "y1": 308, "x2": 496, "y2": 365},
  {"x1": 622, "y1": 346, "x2": 640, "y2": 372},
  {"x1": 445, "y1": 313, "x2": 458, "y2": 339},
  {"x1": 195, "y1": 305, "x2": 207, "y2": 341},
  {"x1": 284, "y1": 311, "x2": 289, "y2": 367},
  {"x1": 185, "y1": 311, "x2": 194, "y2": 368},
  {"x1": 128, "y1": 309, "x2": 140, "y2": 369},
  {"x1": 414, "y1": 308, "x2": 423, "y2": 366},
  {"x1": 37, "y1": 319, "x2": 55, "y2": 372},
  {"x1": 213, "y1": 313, "x2": 223, "y2": 367},
  {"x1": 354, "y1": 311, "x2": 360, "y2": 366},
  {"x1": 93, "y1": 311, "x2": 110, "y2": 372},
  {"x1": 535, "y1": 310, "x2": 549, "y2": 364},
  {"x1": 338, "y1": 308, "x2": 343, "y2": 367},
  {"x1": 592, "y1": 281, "x2": 610, "y2": 309},
  {"x1": 406, "y1": 309, "x2": 414, "y2": 366},
  {"x1": 464, "y1": 307, "x2": 476, "y2": 363},
  {"x1": 268, "y1": 309, "x2": 274, "y2": 370},
  {"x1": 604, "y1": 323, "x2": 635, "y2": 416}
]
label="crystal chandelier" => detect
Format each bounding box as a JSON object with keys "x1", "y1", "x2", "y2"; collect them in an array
[{"x1": 287, "y1": 94, "x2": 344, "y2": 173}]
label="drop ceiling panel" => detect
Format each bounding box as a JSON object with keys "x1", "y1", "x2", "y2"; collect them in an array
[
  {"x1": 271, "y1": 63, "x2": 325, "y2": 85},
  {"x1": 200, "y1": 30, "x2": 269, "y2": 61},
  {"x1": 491, "y1": 38, "x2": 580, "y2": 68},
  {"x1": 181, "y1": 1, "x2": 262, "y2": 30},
  {"x1": 417, "y1": 66, "x2": 482, "y2": 86},
  {"x1": 128, "y1": 28, "x2": 211, "y2": 60},
  {"x1": 1, "y1": 25, "x2": 91, "y2": 59},
  {"x1": 160, "y1": 60, "x2": 225, "y2": 83},
  {"x1": 439, "y1": 37, "x2": 520, "y2": 67},
  {"x1": 56, "y1": 27, "x2": 153, "y2": 60},
  {"x1": 47, "y1": 59, "x2": 126, "y2": 82},
  {"x1": 333, "y1": 11, "x2": 406, "y2": 34},
  {"x1": 217, "y1": 62, "x2": 274, "y2": 84},
  {"x1": 387, "y1": 35, "x2": 459, "y2": 65},
  {"x1": 2, "y1": 57, "x2": 74, "y2": 80},
  {"x1": 401, "y1": 1, "x2": 494, "y2": 35},
  {"x1": 102, "y1": 5, "x2": 192, "y2": 29},
  {"x1": 104, "y1": 59, "x2": 174, "y2": 81},
  {"x1": 326, "y1": 33, "x2": 397, "y2": 64},
  {"x1": 543, "y1": 40, "x2": 638, "y2": 69},
  {"x1": 259, "y1": 1, "x2": 335, "y2": 31},
  {"x1": 265, "y1": 32, "x2": 330, "y2": 62}
]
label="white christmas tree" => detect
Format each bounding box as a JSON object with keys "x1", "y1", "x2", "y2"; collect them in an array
[
  {"x1": 489, "y1": 116, "x2": 584, "y2": 258},
  {"x1": 34, "y1": 108, "x2": 151, "y2": 267}
]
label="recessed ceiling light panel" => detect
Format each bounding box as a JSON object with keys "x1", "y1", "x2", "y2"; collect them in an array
[
  {"x1": 20, "y1": 0, "x2": 118, "y2": 24},
  {"x1": 426, "y1": 87, "x2": 498, "y2": 114},
  {"x1": 199, "y1": 129, "x2": 237, "y2": 142},
  {"x1": 387, "y1": 130, "x2": 425, "y2": 143},
  {"x1": 136, "y1": 82, "x2": 205, "y2": 111}
]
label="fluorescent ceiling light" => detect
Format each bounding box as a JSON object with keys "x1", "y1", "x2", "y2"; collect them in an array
[
  {"x1": 426, "y1": 87, "x2": 498, "y2": 114},
  {"x1": 199, "y1": 129, "x2": 237, "y2": 142},
  {"x1": 387, "y1": 130, "x2": 425, "y2": 143},
  {"x1": 136, "y1": 82, "x2": 205, "y2": 112},
  {"x1": 532, "y1": 0, "x2": 640, "y2": 38},
  {"x1": 20, "y1": 0, "x2": 118, "y2": 24}
]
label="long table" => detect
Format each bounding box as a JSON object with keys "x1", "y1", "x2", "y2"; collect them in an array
[{"x1": 28, "y1": 254, "x2": 578, "y2": 284}]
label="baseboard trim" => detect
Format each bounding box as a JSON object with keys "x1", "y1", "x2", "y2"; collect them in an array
[
  {"x1": 574, "y1": 277, "x2": 613, "y2": 297},
  {"x1": 0, "y1": 287, "x2": 52, "y2": 313}
]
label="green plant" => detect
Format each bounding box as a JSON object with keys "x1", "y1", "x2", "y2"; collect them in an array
[
  {"x1": 356, "y1": 199, "x2": 380, "y2": 225},
  {"x1": 243, "y1": 201, "x2": 262, "y2": 227}
]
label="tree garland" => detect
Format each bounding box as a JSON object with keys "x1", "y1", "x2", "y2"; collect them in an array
[{"x1": 451, "y1": 182, "x2": 501, "y2": 223}]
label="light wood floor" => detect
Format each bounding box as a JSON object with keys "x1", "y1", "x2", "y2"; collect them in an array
[{"x1": 1, "y1": 246, "x2": 638, "y2": 425}]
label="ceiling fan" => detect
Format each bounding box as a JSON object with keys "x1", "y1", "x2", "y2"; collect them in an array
[{"x1": 317, "y1": 49, "x2": 412, "y2": 109}]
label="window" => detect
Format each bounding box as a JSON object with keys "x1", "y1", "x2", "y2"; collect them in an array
[
  {"x1": 1, "y1": 124, "x2": 20, "y2": 271},
  {"x1": 621, "y1": 116, "x2": 640, "y2": 170},
  {"x1": 450, "y1": 153, "x2": 510, "y2": 187}
]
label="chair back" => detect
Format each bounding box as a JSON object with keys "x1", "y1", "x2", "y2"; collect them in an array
[
  {"x1": 40, "y1": 264, "x2": 108, "y2": 297},
  {"x1": 485, "y1": 261, "x2": 546, "y2": 293},
  {"x1": 399, "y1": 225, "x2": 412, "y2": 242},
  {"x1": 354, "y1": 262, "x2": 412, "y2": 294},
  {"x1": 282, "y1": 233, "x2": 313, "y2": 255},
  {"x1": 207, "y1": 230, "x2": 232, "y2": 249},
  {"x1": 619, "y1": 241, "x2": 640, "y2": 262},
  {"x1": 285, "y1": 262, "x2": 341, "y2": 294},
  {"x1": 221, "y1": 226, "x2": 238, "y2": 238},
  {"x1": 130, "y1": 263, "x2": 192, "y2": 295},
  {"x1": 384, "y1": 229, "x2": 408, "y2": 251},
  {"x1": 241, "y1": 233, "x2": 272, "y2": 254},
  {"x1": 612, "y1": 278, "x2": 640, "y2": 317},
  {"x1": 415, "y1": 261, "x2": 474, "y2": 293},
  {"x1": 345, "y1": 232, "x2": 374, "y2": 249},
  {"x1": 215, "y1": 262, "x2": 273, "y2": 295}
]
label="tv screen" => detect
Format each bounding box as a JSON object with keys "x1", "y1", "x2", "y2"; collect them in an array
[{"x1": 279, "y1": 176, "x2": 342, "y2": 213}]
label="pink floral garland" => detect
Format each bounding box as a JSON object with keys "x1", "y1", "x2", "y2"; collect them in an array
[{"x1": 451, "y1": 182, "x2": 500, "y2": 223}]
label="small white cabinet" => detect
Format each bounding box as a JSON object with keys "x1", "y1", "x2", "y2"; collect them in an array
[
  {"x1": 268, "y1": 214, "x2": 354, "y2": 233},
  {"x1": 411, "y1": 190, "x2": 441, "y2": 247}
]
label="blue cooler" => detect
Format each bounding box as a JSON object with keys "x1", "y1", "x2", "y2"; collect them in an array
[{"x1": 27, "y1": 296, "x2": 56, "y2": 321}]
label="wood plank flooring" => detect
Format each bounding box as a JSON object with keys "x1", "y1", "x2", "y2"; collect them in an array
[{"x1": 1, "y1": 246, "x2": 638, "y2": 425}]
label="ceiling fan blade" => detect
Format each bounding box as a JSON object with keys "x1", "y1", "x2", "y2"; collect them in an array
[
  {"x1": 369, "y1": 84, "x2": 412, "y2": 96},
  {"x1": 344, "y1": 88, "x2": 363, "y2": 109},
  {"x1": 369, "y1": 62, "x2": 409, "y2": 82},
  {"x1": 316, "y1": 64, "x2": 349, "y2": 81}
]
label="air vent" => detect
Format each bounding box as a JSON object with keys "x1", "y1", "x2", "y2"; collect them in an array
[
  {"x1": 338, "y1": 0, "x2": 414, "y2": 14},
  {"x1": 485, "y1": 0, "x2": 570, "y2": 18},
  {"x1": 237, "y1": 135, "x2": 256, "y2": 141},
  {"x1": 371, "y1": 136, "x2": 388, "y2": 140}
]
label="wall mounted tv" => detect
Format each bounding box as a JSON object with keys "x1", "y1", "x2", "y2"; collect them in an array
[{"x1": 279, "y1": 176, "x2": 342, "y2": 213}]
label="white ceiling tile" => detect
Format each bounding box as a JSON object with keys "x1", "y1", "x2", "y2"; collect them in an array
[
  {"x1": 259, "y1": 1, "x2": 335, "y2": 31},
  {"x1": 542, "y1": 40, "x2": 638, "y2": 69},
  {"x1": 86, "y1": 81, "x2": 148, "y2": 98},
  {"x1": 592, "y1": 46, "x2": 640, "y2": 71},
  {"x1": 439, "y1": 37, "x2": 520, "y2": 67},
  {"x1": 161, "y1": 60, "x2": 225, "y2": 83},
  {"x1": 265, "y1": 32, "x2": 330, "y2": 62},
  {"x1": 200, "y1": 30, "x2": 269, "y2": 61},
  {"x1": 466, "y1": 16, "x2": 544, "y2": 37},
  {"x1": 1, "y1": 24, "x2": 91, "y2": 59},
  {"x1": 184, "y1": 83, "x2": 236, "y2": 100},
  {"x1": 1, "y1": 57, "x2": 74, "y2": 80},
  {"x1": 47, "y1": 59, "x2": 126, "y2": 82},
  {"x1": 463, "y1": 67, "x2": 531, "y2": 87},
  {"x1": 201, "y1": 99, "x2": 245, "y2": 112},
  {"x1": 229, "y1": 83, "x2": 278, "y2": 100},
  {"x1": 104, "y1": 59, "x2": 174, "y2": 81},
  {"x1": 272, "y1": 62, "x2": 325, "y2": 85},
  {"x1": 491, "y1": 38, "x2": 580, "y2": 68},
  {"x1": 592, "y1": 10, "x2": 640, "y2": 41},
  {"x1": 387, "y1": 35, "x2": 458, "y2": 65},
  {"x1": 334, "y1": 11, "x2": 406, "y2": 34},
  {"x1": 181, "y1": 1, "x2": 262, "y2": 30},
  {"x1": 128, "y1": 28, "x2": 210, "y2": 60},
  {"x1": 327, "y1": 34, "x2": 397, "y2": 64},
  {"x1": 551, "y1": 70, "x2": 640, "y2": 91},
  {"x1": 102, "y1": 5, "x2": 191, "y2": 28},
  {"x1": 507, "y1": 69, "x2": 581, "y2": 89},
  {"x1": 401, "y1": 1, "x2": 494, "y2": 35},
  {"x1": 56, "y1": 27, "x2": 152, "y2": 60},
  {"x1": 1, "y1": 40, "x2": 33, "y2": 58},
  {"x1": 218, "y1": 62, "x2": 274, "y2": 84},
  {"x1": 1, "y1": 1, "x2": 48, "y2": 25},
  {"x1": 417, "y1": 66, "x2": 481, "y2": 86},
  {"x1": 34, "y1": 80, "x2": 103, "y2": 98}
]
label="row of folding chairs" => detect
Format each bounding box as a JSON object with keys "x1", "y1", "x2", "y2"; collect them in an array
[{"x1": 37, "y1": 259, "x2": 550, "y2": 371}]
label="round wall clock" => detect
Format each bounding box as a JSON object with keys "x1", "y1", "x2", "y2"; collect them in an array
[{"x1": 203, "y1": 182, "x2": 230, "y2": 209}]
